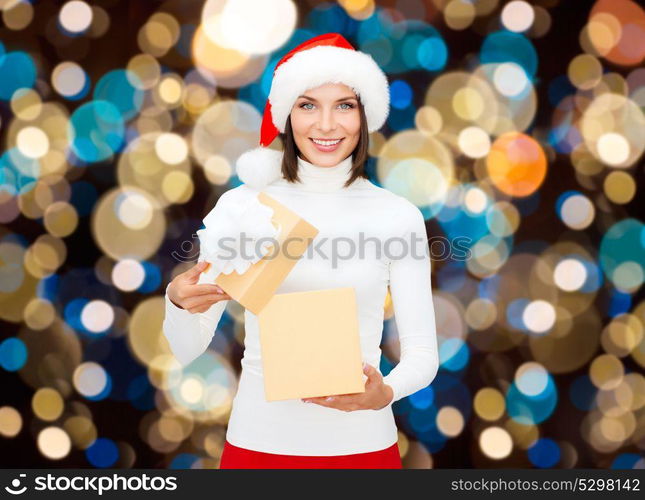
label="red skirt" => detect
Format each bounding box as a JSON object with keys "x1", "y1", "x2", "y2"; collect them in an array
[{"x1": 219, "y1": 440, "x2": 402, "y2": 469}]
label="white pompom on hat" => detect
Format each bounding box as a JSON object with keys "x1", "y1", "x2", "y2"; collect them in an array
[
  {"x1": 236, "y1": 32, "x2": 390, "y2": 190},
  {"x1": 236, "y1": 147, "x2": 283, "y2": 190}
]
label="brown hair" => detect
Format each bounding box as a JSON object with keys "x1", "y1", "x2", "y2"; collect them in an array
[{"x1": 278, "y1": 97, "x2": 370, "y2": 188}]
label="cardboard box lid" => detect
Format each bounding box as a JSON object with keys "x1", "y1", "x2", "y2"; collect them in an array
[{"x1": 211, "y1": 192, "x2": 319, "y2": 314}]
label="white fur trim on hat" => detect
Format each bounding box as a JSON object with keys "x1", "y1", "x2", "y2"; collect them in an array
[
  {"x1": 235, "y1": 147, "x2": 283, "y2": 189},
  {"x1": 268, "y1": 45, "x2": 389, "y2": 134}
]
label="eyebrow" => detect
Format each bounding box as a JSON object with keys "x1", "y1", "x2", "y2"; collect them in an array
[{"x1": 297, "y1": 95, "x2": 358, "y2": 103}]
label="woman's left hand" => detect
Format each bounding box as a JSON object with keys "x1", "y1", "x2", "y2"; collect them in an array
[{"x1": 301, "y1": 363, "x2": 394, "y2": 411}]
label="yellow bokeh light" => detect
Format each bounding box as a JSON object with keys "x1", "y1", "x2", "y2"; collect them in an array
[
  {"x1": 582, "y1": 94, "x2": 644, "y2": 168},
  {"x1": 201, "y1": 0, "x2": 296, "y2": 55},
  {"x1": 155, "y1": 133, "x2": 188, "y2": 165},
  {"x1": 587, "y1": 12, "x2": 622, "y2": 56},
  {"x1": 458, "y1": 126, "x2": 491, "y2": 159},
  {"x1": 444, "y1": 0, "x2": 476, "y2": 31},
  {"x1": 505, "y1": 420, "x2": 539, "y2": 449},
  {"x1": 453, "y1": 87, "x2": 484, "y2": 121},
  {"x1": 465, "y1": 298, "x2": 497, "y2": 330},
  {"x1": 63, "y1": 415, "x2": 98, "y2": 449},
  {"x1": 157, "y1": 75, "x2": 184, "y2": 107},
  {"x1": 203, "y1": 155, "x2": 233, "y2": 185},
  {"x1": 127, "y1": 54, "x2": 161, "y2": 91},
  {"x1": 23, "y1": 297, "x2": 56, "y2": 331},
  {"x1": 474, "y1": 388, "x2": 505, "y2": 421},
  {"x1": 436, "y1": 406, "x2": 465, "y2": 437},
  {"x1": 553, "y1": 258, "x2": 587, "y2": 292},
  {"x1": 162, "y1": 170, "x2": 194, "y2": 204},
  {"x1": 43, "y1": 201, "x2": 78, "y2": 238},
  {"x1": 479, "y1": 426, "x2": 513, "y2": 459},
  {"x1": 128, "y1": 297, "x2": 173, "y2": 365},
  {"x1": 568, "y1": 54, "x2": 603, "y2": 90},
  {"x1": 180, "y1": 376, "x2": 205, "y2": 405},
  {"x1": 37, "y1": 426, "x2": 72, "y2": 460},
  {"x1": 93, "y1": 186, "x2": 166, "y2": 260},
  {"x1": 523, "y1": 300, "x2": 556, "y2": 334},
  {"x1": 601, "y1": 313, "x2": 644, "y2": 357},
  {"x1": 604, "y1": 171, "x2": 636, "y2": 204},
  {"x1": 10, "y1": 88, "x2": 42, "y2": 121},
  {"x1": 16, "y1": 126, "x2": 49, "y2": 159},
  {"x1": 137, "y1": 12, "x2": 180, "y2": 57},
  {"x1": 415, "y1": 106, "x2": 443, "y2": 136},
  {"x1": 2, "y1": 0, "x2": 33, "y2": 30},
  {"x1": 0, "y1": 406, "x2": 23, "y2": 438},
  {"x1": 597, "y1": 133, "x2": 630, "y2": 166},
  {"x1": 32, "y1": 388, "x2": 64, "y2": 422},
  {"x1": 590, "y1": 354, "x2": 624, "y2": 390}
]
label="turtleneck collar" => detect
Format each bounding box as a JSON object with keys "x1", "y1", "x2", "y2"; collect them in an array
[{"x1": 295, "y1": 153, "x2": 354, "y2": 192}]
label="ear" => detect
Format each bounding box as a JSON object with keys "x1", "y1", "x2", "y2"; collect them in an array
[{"x1": 235, "y1": 147, "x2": 284, "y2": 190}]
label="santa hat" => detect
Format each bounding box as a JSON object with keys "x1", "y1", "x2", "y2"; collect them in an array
[{"x1": 236, "y1": 32, "x2": 390, "y2": 189}]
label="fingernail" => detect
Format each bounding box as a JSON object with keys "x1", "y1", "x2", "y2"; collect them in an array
[
  {"x1": 325, "y1": 396, "x2": 334, "y2": 402},
  {"x1": 362, "y1": 362, "x2": 367, "y2": 369}
]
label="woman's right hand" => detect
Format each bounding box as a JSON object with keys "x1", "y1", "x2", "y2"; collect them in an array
[{"x1": 167, "y1": 261, "x2": 232, "y2": 314}]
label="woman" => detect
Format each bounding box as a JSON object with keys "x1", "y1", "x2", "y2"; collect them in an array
[{"x1": 163, "y1": 33, "x2": 439, "y2": 469}]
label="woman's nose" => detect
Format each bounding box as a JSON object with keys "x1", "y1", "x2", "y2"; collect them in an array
[{"x1": 317, "y1": 107, "x2": 336, "y2": 132}]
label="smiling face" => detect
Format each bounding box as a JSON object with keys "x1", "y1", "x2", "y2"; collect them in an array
[{"x1": 289, "y1": 82, "x2": 362, "y2": 167}]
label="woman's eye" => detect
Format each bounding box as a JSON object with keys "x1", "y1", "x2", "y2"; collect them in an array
[{"x1": 299, "y1": 102, "x2": 355, "y2": 110}]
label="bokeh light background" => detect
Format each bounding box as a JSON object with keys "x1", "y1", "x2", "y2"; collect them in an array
[{"x1": 0, "y1": 0, "x2": 644, "y2": 469}]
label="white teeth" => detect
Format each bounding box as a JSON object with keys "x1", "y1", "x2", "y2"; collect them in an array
[{"x1": 312, "y1": 138, "x2": 341, "y2": 146}]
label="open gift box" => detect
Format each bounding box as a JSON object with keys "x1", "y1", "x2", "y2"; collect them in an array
[{"x1": 197, "y1": 192, "x2": 364, "y2": 401}]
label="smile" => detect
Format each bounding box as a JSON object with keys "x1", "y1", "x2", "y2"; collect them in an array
[
  {"x1": 310, "y1": 138, "x2": 344, "y2": 146},
  {"x1": 309, "y1": 137, "x2": 345, "y2": 153}
]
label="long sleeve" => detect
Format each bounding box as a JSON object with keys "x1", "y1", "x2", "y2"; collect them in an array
[
  {"x1": 382, "y1": 205, "x2": 439, "y2": 404},
  {"x1": 162, "y1": 270, "x2": 229, "y2": 367}
]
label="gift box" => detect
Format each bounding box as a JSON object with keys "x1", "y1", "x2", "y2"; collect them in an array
[
  {"x1": 201, "y1": 191, "x2": 319, "y2": 315},
  {"x1": 257, "y1": 287, "x2": 365, "y2": 402}
]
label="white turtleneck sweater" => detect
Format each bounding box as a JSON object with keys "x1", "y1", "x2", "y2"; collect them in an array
[{"x1": 163, "y1": 153, "x2": 439, "y2": 455}]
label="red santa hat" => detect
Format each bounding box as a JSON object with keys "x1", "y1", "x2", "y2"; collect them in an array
[{"x1": 236, "y1": 32, "x2": 390, "y2": 189}]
